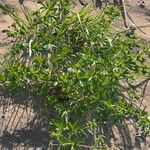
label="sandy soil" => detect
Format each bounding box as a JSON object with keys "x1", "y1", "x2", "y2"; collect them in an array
[{"x1": 0, "y1": 0, "x2": 150, "y2": 149}]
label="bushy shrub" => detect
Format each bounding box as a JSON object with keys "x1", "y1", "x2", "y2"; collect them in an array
[{"x1": 0, "y1": 0, "x2": 150, "y2": 149}]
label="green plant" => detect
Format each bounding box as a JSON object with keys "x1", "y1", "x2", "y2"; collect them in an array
[{"x1": 0, "y1": 0, "x2": 150, "y2": 149}]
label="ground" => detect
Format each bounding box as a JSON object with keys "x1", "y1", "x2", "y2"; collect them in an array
[{"x1": 0, "y1": 0, "x2": 150, "y2": 149}]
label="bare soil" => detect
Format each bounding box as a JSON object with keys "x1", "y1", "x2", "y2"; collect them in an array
[{"x1": 0, "y1": 0, "x2": 150, "y2": 149}]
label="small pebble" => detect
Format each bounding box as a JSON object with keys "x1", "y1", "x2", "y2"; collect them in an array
[{"x1": 2, "y1": 114, "x2": 5, "y2": 119}]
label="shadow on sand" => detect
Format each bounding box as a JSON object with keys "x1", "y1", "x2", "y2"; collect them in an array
[{"x1": 0, "y1": 88, "x2": 52, "y2": 150}]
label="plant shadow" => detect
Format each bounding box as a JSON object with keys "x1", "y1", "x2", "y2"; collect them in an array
[{"x1": 0, "y1": 88, "x2": 52, "y2": 150}]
